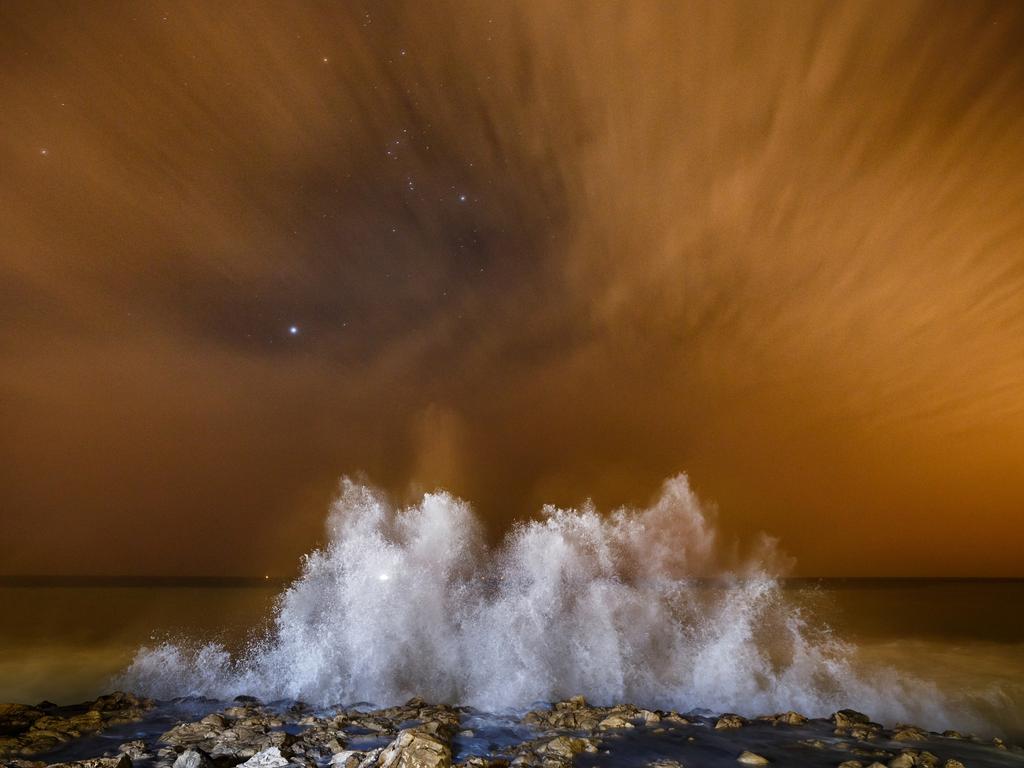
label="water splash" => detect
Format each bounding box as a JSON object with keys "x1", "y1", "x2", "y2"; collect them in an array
[{"x1": 121, "y1": 475, "x2": 971, "y2": 730}]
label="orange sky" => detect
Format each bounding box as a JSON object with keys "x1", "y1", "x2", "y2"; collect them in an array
[{"x1": 2, "y1": 0, "x2": 1023, "y2": 576}]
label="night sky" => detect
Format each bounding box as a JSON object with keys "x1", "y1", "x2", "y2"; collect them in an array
[{"x1": 2, "y1": 1, "x2": 1024, "y2": 577}]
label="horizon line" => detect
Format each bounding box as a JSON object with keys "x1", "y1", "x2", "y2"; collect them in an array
[{"x1": 1, "y1": 574, "x2": 1022, "y2": 588}]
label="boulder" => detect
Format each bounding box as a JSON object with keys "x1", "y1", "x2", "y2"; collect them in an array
[
  {"x1": 172, "y1": 749, "x2": 216, "y2": 768},
  {"x1": 330, "y1": 752, "x2": 363, "y2": 768},
  {"x1": 715, "y1": 714, "x2": 747, "y2": 730},
  {"x1": 237, "y1": 748, "x2": 290, "y2": 768},
  {"x1": 943, "y1": 761, "x2": 965, "y2": 768},
  {"x1": 534, "y1": 737, "x2": 597, "y2": 759},
  {"x1": 44, "y1": 756, "x2": 131, "y2": 768},
  {"x1": 596, "y1": 713, "x2": 633, "y2": 730},
  {"x1": 0, "y1": 705, "x2": 44, "y2": 733},
  {"x1": 117, "y1": 741, "x2": 152, "y2": 760},
  {"x1": 833, "y1": 711, "x2": 872, "y2": 729},
  {"x1": 759, "y1": 711, "x2": 807, "y2": 726},
  {"x1": 887, "y1": 755, "x2": 914, "y2": 768},
  {"x1": 376, "y1": 728, "x2": 451, "y2": 768},
  {"x1": 892, "y1": 727, "x2": 928, "y2": 742}
]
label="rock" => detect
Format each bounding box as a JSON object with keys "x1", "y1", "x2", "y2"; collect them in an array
[
  {"x1": 0, "y1": 705, "x2": 44, "y2": 732},
  {"x1": 31, "y1": 711, "x2": 103, "y2": 738},
  {"x1": 834, "y1": 711, "x2": 872, "y2": 729},
  {"x1": 376, "y1": 728, "x2": 451, "y2": 768},
  {"x1": 45, "y1": 756, "x2": 132, "y2": 768},
  {"x1": 117, "y1": 741, "x2": 152, "y2": 760},
  {"x1": 942, "y1": 761, "x2": 965, "y2": 768},
  {"x1": 648, "y1": 762, "x2": 683, "y2": 768},
  {"x1": 89, "y1": 693, "x2": 152, "y2": 713},
  {"x1": 662, "y1": 713, "x2": 690, "y2": 725},
  {"x1": 172, "y1": 749, "x2": 216, "y2": 768},
  {"x1": 715, "y1": 714, "x2": 747, "y2": 730},
  {"x1": 993, "y1": 738, "x2": 1006, "y2": 750},
  {"x1": 887, "y1": 755, "x2": 914, "y2": 768},
  {"x1": 597, "y1": 714, "x2": 634, "y2": 730},
  {"x1": 554, "y1": 696, "x2": 587, "y2": 711},
  {"x1": 838, "y1": 762, "x2": 864, "y2": 768},
  {"x1": 330, "y1": 752, "x2": 363, "y2": 768},
  {"x1": 357, "y1": 748, "x2": 384, "y2": 768},
  {"x1": 849, "y1": 726, "x2": 880, "y2": 741},
  {"x1": 916, "y1": 752, "x2": 939, "y2": 768},
  {"x1": 736, "y1": 752, "x2": 769, "y2": 765},
  {"x1": 774, "y1": 711, "x2": 808, "y2": 725},
  {"x1": 237, "y1": 748, "x2": 290, "y2": 768},
  {"x1": 534, "y1": 737, "x2": 597, "y2": 759},
  {"x1": 638, "y1": 710, "x2": 661, "y2": 725},
  {"x1": 892, "y1": 727, "x2": 928, "y2": 742},
  {"x1": 458, "y1": 759, "x2": 509, "y2": 768}
]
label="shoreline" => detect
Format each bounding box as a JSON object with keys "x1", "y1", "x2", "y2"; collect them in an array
[{"x1": 1, "y1": 693, "x2": 1020, "y2": 768}]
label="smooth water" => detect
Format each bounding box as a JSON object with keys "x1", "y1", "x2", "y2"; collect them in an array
[{"x1": 1, "y1": 477, "x2": 1022, "y2": 740}]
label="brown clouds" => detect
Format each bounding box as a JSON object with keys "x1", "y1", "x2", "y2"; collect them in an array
[{"x1": 2, "y1": 0, "x2": 1023, "y2": 576}]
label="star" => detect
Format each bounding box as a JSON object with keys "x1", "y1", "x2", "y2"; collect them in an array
[
  {"x1": 288, "y1": 325, "x2": 299, "y2": 335},
  {"x1": 458, "y1": 193, "x2": 467, "y2": 202}
]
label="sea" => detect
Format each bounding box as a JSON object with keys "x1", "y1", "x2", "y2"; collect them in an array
[
  {"x1": 1, "y1": 578, "x2": 1022, "y2": 741},
  {"x1": 1, "y1": 479, "x2": 1022, "y2": 743}
]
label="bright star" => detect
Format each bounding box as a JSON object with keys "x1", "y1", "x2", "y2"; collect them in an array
[
  {"x1": 288, "y1": 325, "x2": 299, "y2": 335},
  {"x1": 458, "y1": 194, "x2": 467, "y2": 202}
]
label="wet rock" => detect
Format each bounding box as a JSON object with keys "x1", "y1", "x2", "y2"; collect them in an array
[
  {"x1": 330, "y1": 752, "x2": 363, "y2": 768},
  {"x1": 45, "y1": 756, "x2": 132, "y2": 768},
  {"x1": 993, "y1": 737, "x2": 1007, "y2": 750},
  {"x1": 596, "y1": 714, "x2": 634, "y2": 730},
  {"x1": 764, "y1": 711, "x2": 807, "y2": 726},
  {"x1": 638, "y1": 710, "x2": 661, "y2": 726},
  {"x1": 89, "y1": 693, "x2": 153, "y2": 713},
  {"x1": 0, "y1": 705, "x2": 44, "y2": 732},
  {"x1": 661, "y1": 713, "x2": 690, "y2": 725},
  {"x1": 117, "y1": 742, "x2": 152, "y2": 760},
  {"x1": 715, "y1": 714, "x2": 747, "y2": 730},
  {"x1": 887, "y1": 754, "x2": 914, "y2": 768},
  {"x1": 849, "y1": 726, "x2": 880, "y2": 741},
  {"x1": 941, "y1": 732, "x2": 964, "y2": 741},
  {"x1": 356, "y1": 749, "x2": 385, "y2": 768},
  {"x1": 833, "y1": 711, "x2": 872, "y2": 729},
  {"x1": 837, "y1": 761, "x2": 863, "y2": 768},
  {"x1": 647, "y1": 762, "x2": 683, "y2": 768},
  {"x1": 32, "y1": 711, "x2": 103, "y2": 737},
  {"x1": 736, "y1": 751, "x2": 769, "y2": 765},
  {"x1": 942, "y1": 761, "x2": 965, "y2": 768},
  {"x1": 237, "y1": 748, "x2": 290, "y2": 768},
  {"x1": 172, "y1": 749, "x2": 216, "y2": 768},
  {"x1": 457, "y1": 759, "x2": 508, "y2": 768},
  {"x1": 892, "y1": 727, "x2": 928, "y2": 742},
  {"x1": 375, "y1": 728, "x2": 451, "y2": 768},
  {"x1": 3, "y1": 759, "x2": 45, "y2": 768},
  {"x1": 533, "y1": 737, "x2": 597, "y2": 759}
]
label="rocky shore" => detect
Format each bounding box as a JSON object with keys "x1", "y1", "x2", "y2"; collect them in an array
[{"x1": 1, "y1": 693, "x2": 1020, "y2": 768}]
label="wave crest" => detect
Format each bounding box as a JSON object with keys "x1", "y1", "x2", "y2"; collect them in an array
[{"x1": 121, "y1": 475, "x2": 961, "y2": 729}]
